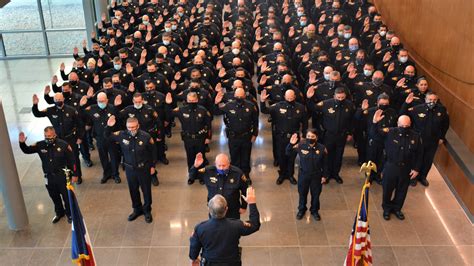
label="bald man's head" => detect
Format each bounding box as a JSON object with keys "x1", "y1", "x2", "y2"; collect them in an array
[
  {"x1": 215, "y1": 154, "x2": 230, "y2": 171},
  {"x1": 398, "y1": 115, "x2": 411, "y2": 128},
  {"x1": 284, "y1": 89, "x2": 296, "y2": 102},
  {"x1": 234, "y1": 88, "x2": 245, "y2": 99},
  {"x1": 53, "y1": 93, "x2": 64, "y2": 108}
]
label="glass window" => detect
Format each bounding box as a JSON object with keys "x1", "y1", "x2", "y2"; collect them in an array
[
  {"x1": 41, "y1": 0, "x2": 86, "y2": 29},
  {"x1": 0, "y1": 0, "x2": 42, "y2": 31},
  {"x1": 47, "y1": 30, "x2": 86, "y2": 54},
  {"x1": 2, "y1": 32, "x2": 45, "y2": 56}
]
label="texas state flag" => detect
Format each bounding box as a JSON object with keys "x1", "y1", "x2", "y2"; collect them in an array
[{"x1": 67, "y1": 183, "x2": 96, "y2": 266}]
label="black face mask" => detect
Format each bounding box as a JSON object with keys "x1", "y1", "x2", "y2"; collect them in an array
[
  {"x1": 62, "y1": 91, "x2": 71, "y2": 98},
  {"x1": 134, "y1": 37, "x2": 141, "y2": 42},
  {"x1": 235, "y1": 97, "x2": 244, "y2": 103},
  {"x1": 378, "y1": 104, "x2": 388, "y2": 111},
  {"x1": 45, "y1": 137, "x2": 56, "y2": 145},
  {"x1": 55, "y1": 101, "x2": 64, "y2": 108},
  {"x1": 391, "y1": 45, "x2": 400, "y2": 52},
  {"x1": 335, "y1": 99, "x2": 344, "y2": 105},
  {"x1": 372, "y1": 78, "x2": 384, "y2": 87},
  {"x1": 286, "y1": 100, "x2": 295, "y2": 106},
  {"x1": 92, "y1": 50, "x2": 99, "y2": 56},
  {"x1": 70, "y1": 80, "x2": 78, "y2": 86},
  {"x1": 308, "y1": 138, "x2": 317, "y2": 145},
  {"x1": 113, "y1": 82, "x2": 121, "y2": 87},
  {"x1": 427, "y1": 102, "x2": 436, "y2": 109},
  {"x1": 126, "y1": 43, "x2": 133, "y2": 48},
  {"x1": 188, "y1": 102, "x2": 198, "y2": 108},
  {"x1": 399, "y1": 127, "x2": 410, "y2": 134}
]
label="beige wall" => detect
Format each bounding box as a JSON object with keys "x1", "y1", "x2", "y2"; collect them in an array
[{"x1": 374, "y1": 0, "x2": 474, "y2": 152}]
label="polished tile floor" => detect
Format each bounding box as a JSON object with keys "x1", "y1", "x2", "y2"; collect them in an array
[{"x1": 0, "y1": 59, "x2": 472, "y2": 266}]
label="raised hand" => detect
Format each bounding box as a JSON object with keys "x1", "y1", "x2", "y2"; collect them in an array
[
  {"x1": 165, "y1": 92, "x2": 173, "y2": 104},
  {"x1": 306, "y1": 86, "x2": 315, "y2": 98},
  {"x1": 241, "y1": 187, "x2": 256, "y2": 204},
  {"x1": 361, "y1": 99, "x2": 369, "y2": 110},
  {"x1": 194, "y1": 152, "x2": 204, "y2": 168},
  {"x1": 373, "y1": 109, "x2": 385, "y2": 123},
  {"x1": 396, "y1": 77, "x2": 406, "y2": 88},
  {"x1": 405, "y1": 92, "x2": 414, "y2": 104},
  {"x1": 107, "y1": 115, "x2": 116, "y2": 127},
  {"x1": 128, "y1": 82, "x2": 135, "y2": 92},
  {"x1": 60, "y1": 62, "x2": 66, "y2": 71},
  {"x1": 290, "y1": 133, "x2": 298, "y2": 145},
  {"x1": 32, "y1": 94, "x2": 39, "y2": 105},
  {"x1": 114, "y1": 95, "x2": 122, "y2": 106},
  {"x1": 19, "y1": 132, "x2": 27, "y2": 143},
  {"x1": 52, "y1": 75, "x2": 58, "y2": 84},
  {"x1": 44, "y1": 85, "x2": 51, "y2": 95},
  {"x1": 260, "y1": 89, "x2": 269, "y2": 102},
  {"x1": 215, "y1": 91, "x2": 224, "y2": 104}
]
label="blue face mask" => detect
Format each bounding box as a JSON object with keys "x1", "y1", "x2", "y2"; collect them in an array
[
  {"x1": 349, "y1": 45, "x2": 359, "y2": 52},
  {"x1": 216, "y1": 168, "x2": 229, "y2": 175},
  {"x1": 98, "y1": 102, "x2": 107, "y2": 109},
  {"x1": 300, "y1": 21, "x2": 307, "y2": 27},
  {"x1": 114, "y1": 64, "x2": 122, "y2": 71}
]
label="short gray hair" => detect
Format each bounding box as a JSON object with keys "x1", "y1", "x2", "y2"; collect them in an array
[{"x1": 208, "y1": 195, "x2": 227, "y2": 219}]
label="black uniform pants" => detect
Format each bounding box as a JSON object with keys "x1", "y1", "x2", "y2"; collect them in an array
[
  {"x1": 353, "y1": 123, "x2": 367, "y2": 164},
  {"x1": 96, "y1": 137, "x2": 118, "y2": 178},
  {"x1": 79, "y1": 131, "x2": 91, "y2": 161},
  {"x1": 323, "y1": 134, "x2": 347, "y2": 179},
  {"x1": 271, "y1": 125, "x2": 278, "y2": 162},
  {"x1": 275, "y1": 134, "x2": 297, "y2": 179},
  {"x1": 228, "y1": 137, "x2": 252, "y2": 176},
  {"x1": 367, "y1": 139, "x2": 385, "y2": 181},
  {"x1": 298, "y1": 175, "x2": 323, "y2": 214},
  {"x1": 381, "y1": 163, "x2": 410, "y2": 212},
  {"x1": 64, "y1": 136, "x2": 82, "y2": 178},
  {"x1": 45, "y1": 176, "x2": 70, "y2": 217},
  {"x1": 184, "y1": 138, "x2": 207, "y2": 171},
  {"x1": 202, "y1": 260, "x2": 241, "y2": 266},
  {"x1": 419, "y1": 142, "x2": 439, "y2": 181},
  {"x1": 125, "y1": 167, "x2": 152, "y2": 213}
]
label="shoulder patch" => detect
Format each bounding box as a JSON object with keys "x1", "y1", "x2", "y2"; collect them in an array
[
  {"x1": 198, "y1": 168, "x2": 206, "y2": 173},
  {"x1": 317, "y1": 101, "x2": 324, "y2": 107},
  {"x1": 408, "y1": 107, "x2": 414, "y2": 111},
  {"x1": 113, "y1": 131, "x2": 120, "y2": 135},
  {"x1": 383, "y1": 127, "x2": 389, "y2": 133}
]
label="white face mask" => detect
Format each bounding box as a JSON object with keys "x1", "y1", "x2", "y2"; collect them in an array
[
  {"x1": 379, "y1": 31, "x2": 386, "y2": 37},
  {"x1": 399, "y1": 56, "x2": 408, "y2": 63},
  {"x1": 232, "y1": 49, "x2": 240, "y2": 55},
  {"x1": 134, "y1": 103, "x2": 143, "y2": 109},
  {"x1": 324, "y1": 73, "x2": 331, "y2": 81}
]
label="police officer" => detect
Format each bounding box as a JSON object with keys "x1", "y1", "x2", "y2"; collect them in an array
[
  {"x1": 190, "y1": 153, "x2": 249, "y2": 220},
  {"x1": 307, "y1": 88, "x2": 355, "y2": 184},
  {"x1": 82, "y1": 92, "x2": 121, "y2": 184},
  {"x1": 215, "y1": 88, "x2": 259, "y2": 182},
  {"x1": 189, "y1": 188, "x2": 260, "y2": 266},
  {"x1": 32, "y1": 92, "x2": 85, "y2": 184},
  {"x1": 119, "y1": 93, "x2": 162, "y2": 186},
  {"x1": 357, "y1": 94, "x2": 398, "y2": 184},
  {"x1": 165, "y1": 92, "x2": 212, "y2": 183},
  {"x1": 260, "y1": 89, "x2": 308, "y2": 185},
  {"x1": 373, "y1": 113, "x2": 423, "y2": 221},
  {"x1": 19, "y1": 128, "x2": 77, "y2": 224},
  {"x1": 286, "y1": 129, "x2": 328, "y2": 221},
  {"x1": 401, "y1": 92, "x2": 449, "y2": 187},
  {"x1": 105, "y1": 116, "x2": 157, "y2": 223}
]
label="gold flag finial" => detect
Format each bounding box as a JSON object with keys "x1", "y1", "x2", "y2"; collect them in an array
[{"x1": 360, "y1": 161, "x2": 377, "y2": 177}]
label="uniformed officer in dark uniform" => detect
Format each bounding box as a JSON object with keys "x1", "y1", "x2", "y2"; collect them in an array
[
  {"x1": 32, "y1": 93, "x2": 85, "y2": 184},
  {"x1": 189, "y1": 187, "x2": 260, "y2": 266},
  {"x1": 82, "y1": 92, "x2": 121, "y2": 184},
  {"x1": 190, "y1": 153, "x2": 249, "y2": 220},
  {"x1": 400, "y1": 92, "x2": 449, "y2": 187},
  {"x1": 260, "y1": 89, "x2": 308, "y2": 185},
  {"x1": 105, "y1": 116, "x2": 157, "y2": 223},
  {"x1": 287, "y1": 129, "x2": 328, "y2": 221},
  {"x1": 215, "y1": 88, "x2": 259, "y2": 183},
  {"x1": 307, "y1": 88, "x2": 355, "y2": 184},
  {"x1": 165, "y1": 92, "x2": 212, "y2": 183},
  {"x1": 19, "y1": 127, "x2": 77, "y2": 224},
  {"x1": 373, "y1": 113, "x2": 423, "y2": 221},
  {"x1": 119, "y1": 93, "x2": 163, "y2": 186},
  {"x1": 357, "y1": 94, "x2": 398, "y2": 184}
]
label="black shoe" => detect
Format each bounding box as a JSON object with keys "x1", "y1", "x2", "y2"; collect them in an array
[
  {"x1": 273, "y1": 160, "x2": 279, "y2": 167},
  {"x1": 100, "y1": 176, "x2": 110, "y2": 184},
  {"x1": 187, "y1": 179, "x2": 195, "y2": 185},
  {"x1": 383, "y1": 211, "x2": 390, "y2": 220},
  {"x1": 199, "y1": 179, "x2": 205, "y2": 185},
  {"x1": 394, "y1": 211, "x2": 405, "y2": 220},
  {"x1": 335, "y1": 176, "x2": 344, "y2": 184},
  {"x1": 52, "y1": 214, "x2": 65, "y2": 224},
  {"x1": 276, "y1": 177, "x2": 284, "y2": 185},
  {"x1": 410, "y1": 179, "x2": 417, "y2": 187},
  {"x1": 419, "y1": 179, "x2": 429, "y2": 187},
  {"x1": 114, "y1": 176, "x2": 121, "y2": 184},
  {"x1": 289, "y1": 176, "x2": 297, "y2": 185},
  {"x1": 128, "y1": 211, "x2": 144, "y2": 221},
  {"x1": 77, "y1": 177, "x2": 83, "y2": 185},
  {"x1": 311, "y1": 212, "x2": 321, "y2": 221},
  {"x1": 84, "y1": 160, "x2": 93, "y2": 167},
  {"x1": 67, "y1": 216, "x2": 72, "y2": 224},
  {"x1": 296, "y1": 211, "x2": 305, "y2": 220},
  {"x1": 160, "y1": 158, "x2": 169, "y2": 165},
  {"x1": 151, "y1": 174, "x2": 159, "y2": 186},
  {"x1": 144, "y1": 213, "x2": 153, "y2": 223}
]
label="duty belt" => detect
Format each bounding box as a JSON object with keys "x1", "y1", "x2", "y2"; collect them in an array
[{"x1": 182, "y1": 131, "x2": 206, "y2": 139}]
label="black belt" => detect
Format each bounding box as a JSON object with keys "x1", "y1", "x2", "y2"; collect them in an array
[
  {"x1": 182, "y1": 131, "x2": 206, "y2": 139},
  {"x1": 278, "y1": 132, "x2": 296, "y2": 138},
  {"x1": 63, "y1": 129, "x2": 77, "y2": 139},
  {"x1": 123, "y1": 162, "x2": 148, "y2": 170}
]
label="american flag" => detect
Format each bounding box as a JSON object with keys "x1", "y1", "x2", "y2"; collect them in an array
[
  {"x1": 344, "y1": 180, "x2": 372, "y2": 266},
  {"x1": 67, "y1": 183, "x2": 96, "y2": 266}
]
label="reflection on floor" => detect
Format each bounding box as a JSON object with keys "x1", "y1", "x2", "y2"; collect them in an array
[{"x1": 0, "y1": 59, "x2": 472, "y2": 266}]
